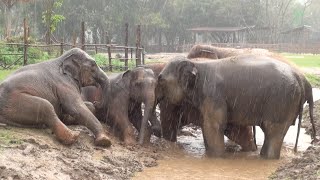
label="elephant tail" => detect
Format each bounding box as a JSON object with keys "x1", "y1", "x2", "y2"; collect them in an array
[
  {"x1": 294, "y1": 74, "x2": 306, "y2": 153},
  {"x1": 294, "y1": 101, "x2": 303, "y2": 153},
  {"x1": 307, "y1": 90, "x2": 317, "y2": 141}
]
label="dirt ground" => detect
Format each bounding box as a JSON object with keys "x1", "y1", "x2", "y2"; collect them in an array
[
  {"x1": 0, "y1": 125, "x2": 170, "y2": 180},
  {"x1": 270, "y1": 100, "x2": 320, "y2": 179}
]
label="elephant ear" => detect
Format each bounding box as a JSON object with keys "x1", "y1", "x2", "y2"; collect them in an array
[
  {"x1": 116, "y1": 69, "x2": 131, "y2": 86},
  {"x1": 62, "y1": 55, "x2": 81, "y2": 82},
  {"x1": 177, "y1": 60, "x2": 198, "y2": 91}
]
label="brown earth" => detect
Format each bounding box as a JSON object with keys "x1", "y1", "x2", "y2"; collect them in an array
[
  {"x1": 271, "y1": 100, "x2": 320, "y2": 179},
  {"x1": 0, "y1": 125, "x2": 169, "y2": 180}
]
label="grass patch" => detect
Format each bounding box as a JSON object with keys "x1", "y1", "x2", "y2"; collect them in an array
[
  {"x1": 0, "y1": 128, "x2": 22, "y2": 146},
  {"x1": 305, "y1": 73, "x2": 320, "y2": 87},
  {"x1": 0, "y1": 68, "x2": 17, "y2": 82},
  {"x1": 282, "y1": 53, "x2": 320, "y2": 67}
]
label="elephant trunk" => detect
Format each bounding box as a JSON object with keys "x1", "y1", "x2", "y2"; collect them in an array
[
  {"x1": 95, "y1": 68, "x2": 110, "y2": 109},
  {"x1": 138, "y1": 92, "x2": 155, "y2": 145}
]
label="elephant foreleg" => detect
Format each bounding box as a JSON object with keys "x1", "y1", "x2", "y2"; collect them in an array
[
  {"x1": 109, "y1": 107, "x2": 136, "y2": 145},
  {"x1": 160, "y1": 102, "x2": 179, "y2": 142},
  {"x1": 61, "y1": 101, "x2": 96, "y2": 125},
  {"x1": 200, "y1": 99, "x2": 226, "y2": 157},
  {"x1": 61, "y1": 95, "x2": 111, "y2": 147}
]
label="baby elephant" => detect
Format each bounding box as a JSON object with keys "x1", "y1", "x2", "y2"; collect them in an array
[
  {"x1": 0, "y1": 48, "x2": 111, "y2": 147},
  {"x1": 82, "y1": 67, "x2": 161, "y2": 145}
]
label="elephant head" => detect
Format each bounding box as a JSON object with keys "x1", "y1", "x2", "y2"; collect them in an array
[
  {"x1": 120, "y1": 67, "x2": 157, "y2": 144},
  {"x1": 60, "y1": 48, "x2": 110, "y2": 107},
  {"x1": 158, "y1": 58, "x2": 198, "y2": 105},
  {"x1": 60, "y1": 48, "x2": 109, "y2": 88},
  {"x1": 187, "y1": 44, "x2": 219, "y2": 59}
]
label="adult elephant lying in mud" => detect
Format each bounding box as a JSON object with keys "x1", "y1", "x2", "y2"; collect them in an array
[
  {"x1": 0, "y1": 48, "x2": 111, "y2": 147},
  {"x1": 157, "y1": 55, "x2": 315, "y2": 159},
  {"x1": 187, "y1": 44, "x2": 317, "y2": 151},
  {"x1": 81, "y1": 67, "x2": 161, "y2": 145},
  {"x1": 144, "y1": 63, "x2": 257, "y2": 152}
]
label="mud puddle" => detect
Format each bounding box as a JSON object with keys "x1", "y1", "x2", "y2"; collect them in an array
[{"x1": 134, "y1": 88, "x2": 319, "y2": 180}]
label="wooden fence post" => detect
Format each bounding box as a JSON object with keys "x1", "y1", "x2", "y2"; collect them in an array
[
  {"x1": 72, "y1": 31, "x2": 76, "y2": 48},
  {"x1": 106, "y1": 31, "x2": 112, "y2": 72},
  {"x1": 142, "y1": 45, "x2": 145, "y2": 65},
  {"x1": 136, "y1": 25, "x2": 141, "y2": 66},
  {"x1": 81, "y1": 21, "x2": 85, "y2": 50},
  {"x1": 23, "y1": 18, "x2": 28, "y2": 66},
  {"x1": 60, "y1": 38, "x2": 64, "y2": 55},
  {"x1": 124, "y1": 23, "x2": 129, "y2": 70},
  {"x1": 94, "y1": 39, "x2": 98, "y2": 54}
]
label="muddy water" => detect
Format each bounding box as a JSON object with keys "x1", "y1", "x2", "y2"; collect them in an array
[{"x1": 134, "y1": 88, "x2": 320, "y2": 180}]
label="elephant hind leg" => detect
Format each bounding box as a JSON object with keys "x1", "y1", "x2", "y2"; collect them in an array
[
  {"x1": 225, "y1": 125, "x2": 257, "y2": 152},
  {"x1": 260, "y1": 122, "x2": 290, "y2": 159},
  {"x1": 4, "y1": 93, "x2": 79, "y2": 145}
]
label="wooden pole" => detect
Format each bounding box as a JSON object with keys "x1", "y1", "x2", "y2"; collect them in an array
[
  {"x1": 106, "y1": 31, "x2": 112, "y2": 72},
  {"x1": 72, "y1": 31, "x2": 76, "y2": 48},
  {"x1": 81, "y1": 21, "x2": 85, "y2": 50},
  {"x1": 142, "y1": 45, "x2": 145, "y2": 65},
  {"x1": 124, "y1": 23, "x2": 129, "y2": 70},
  {"x1": 60, "y1": 38, "x2": 64, "y2": 55},
  {"x1": 136, "y1": 25, "x2": 141, "y2": 66},
  {"x1": 23, "y1": 18, "x2": 28, "y2": 66},
  {"x1": 94, "y1": 39, "x2": 98, "y2": 54}
]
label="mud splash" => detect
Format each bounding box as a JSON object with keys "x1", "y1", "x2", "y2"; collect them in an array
[{"x1": 134, "y1": 88, "x2": 319, "y2": 180}]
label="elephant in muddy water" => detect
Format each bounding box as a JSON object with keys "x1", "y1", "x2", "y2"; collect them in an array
[
  {"x1": 81, "y1": 67, "x2": 161, "y2": 145},
  {"x1": 144, "y1": 63, "x2": 257, "y2": 152},
  {"x1": 157, "y1": 55, "x2": 315, "y2": 159},
  {"x1": 0, "y1": 48, "x2": 111, "y2": 147},
  {"x1": 187, "y1": 44, "x2": 317, "y2": 151}
]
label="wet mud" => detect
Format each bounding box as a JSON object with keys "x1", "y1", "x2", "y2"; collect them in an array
[
  {"x1": 0, "y1": 125, "x2": 162, "y2": 180},
  {"x1": 272, "y1": 95, "x2": 320, "y2": 180}
]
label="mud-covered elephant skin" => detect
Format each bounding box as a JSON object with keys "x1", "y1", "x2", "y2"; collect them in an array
[
  {"x1": 144, "y1": 63, "x2": 257, "y2": 152},
  {"x1": 157, "y1": 55, "x2": 314, "y2": 159},
  {"x1": 82, "y1": 67, "x2": 161, "y2": 145},
  {"x1": 0, "y1": 48, "x2": 111, "y2": 147}
]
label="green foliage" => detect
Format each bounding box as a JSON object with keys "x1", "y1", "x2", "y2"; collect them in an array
[
  {"x1": 305, "y1": 74, "x2": 320, "y2": 88},
  {"x1": 93, "y1": 53, "x2": 136, "y2": 71},
  {"x1": 0, "y1": 42, "x2": 54, "y2": 69},
  {"x1": 27, "y1": 47, "x2": 52, "y2": 64},
  {"x1": 42, "y1": 0, "x2": 65, "y2": 33},
  {"x1": 0, "y1": 43, "x2": 24, "y2": 67}
]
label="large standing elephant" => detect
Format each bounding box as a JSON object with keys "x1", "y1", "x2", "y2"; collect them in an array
[
  {"x1": 144, "y1": 63, "x2": 257, "y2": 152},
  {"x1": 81, "y1": 67, "x2": 161, "y2": 145},
  {"x1": 0, "y1": 48, "x2": 111, "y2": 147},
  {"x1": 187, "y1": 44, "x2": 317, "y2": 151},
  {"x1": 157, "y1": 55, "x2": 315, "y2": 159}
]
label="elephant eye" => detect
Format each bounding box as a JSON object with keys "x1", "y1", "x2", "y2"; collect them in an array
[{"x1": 91, "y1": 61, "x2": 97, "y2": 67}]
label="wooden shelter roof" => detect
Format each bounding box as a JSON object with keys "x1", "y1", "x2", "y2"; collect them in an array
[
  {"x1": 187, "y1": 26, "x2": 251, "y2": 32},
  {"x1": 281, "y1": 25, "x2": 317, "y2": 34}
]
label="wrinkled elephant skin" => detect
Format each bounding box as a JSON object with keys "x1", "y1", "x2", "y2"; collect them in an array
[
  {"x1": 157, "y1": 55, "x2": 307, "y2": 159},
  {"x1": 0, "y1": 48, "x2": 111, "y2": 147}
]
